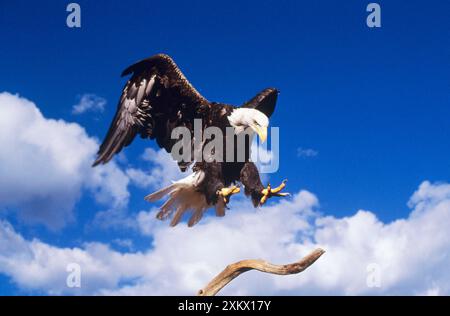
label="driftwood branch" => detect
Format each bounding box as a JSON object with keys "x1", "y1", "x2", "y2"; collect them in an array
[{"x1": 197, "y1": 248, "x2": 325, "y2": 296}]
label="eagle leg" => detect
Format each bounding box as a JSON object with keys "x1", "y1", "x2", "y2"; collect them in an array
[
  {"x1": 259, "y1": 179, "x2": 290, "y2": 206},
  {"x1": 217, "y1": 185, "x2": 241, "y2": 204}
]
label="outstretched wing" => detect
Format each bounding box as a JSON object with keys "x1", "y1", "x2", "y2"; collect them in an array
[
  {"x1": 93, "y1": 54, "x2": 209, "y2": 168},
  {"x1": 241, "y1": 87, "x2": 279, "y2": 117}
]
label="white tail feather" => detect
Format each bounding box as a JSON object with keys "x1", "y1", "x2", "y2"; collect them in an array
[
  {"x1": 170, "y1": 205, "x2": 186, "y2": 227},
  {"x1": 148, "y1": 171, "x2": 212, "y2": 227},
  {"x1": 145, "y1": 184, "x2": 176, "y2": 202}
]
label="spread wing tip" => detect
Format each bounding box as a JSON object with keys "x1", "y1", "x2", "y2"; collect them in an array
[
  {"x1": 92, "y1": 152, "x2": 110, "y2": 167},
  {"x1": 242, "y1": 87, "x2": 280, "y2": 117},
  {"x1": 92, "y1": 160, "x2": 102, "y2": 167},
  {"x1": 121, "y1": 53, "x2": 173, "y2": 77},
  {"x1": 264, "y1": 87, "x2": 280, "y2": 95}
]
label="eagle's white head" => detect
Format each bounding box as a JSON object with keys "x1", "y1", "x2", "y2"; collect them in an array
[{"x1": 228, "y1": 108, "x2": 269, "y2": 142}]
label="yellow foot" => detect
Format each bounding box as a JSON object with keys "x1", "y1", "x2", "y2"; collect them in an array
[
  {"x1": 259, "y1": 180, "x2": 290, "y2": 206},
  {"x1": 217, "y1": 185, "x2": 241, "y2": 204}
]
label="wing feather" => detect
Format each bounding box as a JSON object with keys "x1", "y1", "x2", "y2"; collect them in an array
[
  {"x1": 93, "y1": 54, "x2": 208, "y2": 167},
  {"x1": 241, "y1": 87, "x2": 279, "y2": 118}
]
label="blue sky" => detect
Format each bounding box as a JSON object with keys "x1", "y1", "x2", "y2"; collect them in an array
[{"x1": 0, "y1": 1, "x2": 449, "y2": 295}]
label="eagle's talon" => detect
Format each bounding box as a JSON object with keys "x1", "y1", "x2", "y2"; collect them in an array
[
  {"x1": 271, "y1": 179, "x2": 287, "y2": 193},
  {"x1": 273, "y1": 192, "x2": 290, "y2": 197},
  {"x1": 217, "y1": 186, "x2": 241, "y2": 204},
  {"x1": 259, "y1": 180, "x2": 289, "y2": 206}
]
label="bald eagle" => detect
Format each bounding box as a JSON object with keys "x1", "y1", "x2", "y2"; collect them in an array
[{"x1": 93, "y1": 54, "x2": 288, "y2": 226}]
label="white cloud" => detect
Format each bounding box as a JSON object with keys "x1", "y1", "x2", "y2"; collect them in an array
[
  {"x1": 89, "y1": 147, "x2": 183, "y2": 231},
  {"x1": 92, "y1": 147, "x2": 186, "y2": 230},
  {"x1": 72, "y1": 94, "x2": 106, "y2": 115},
  {"x1": 112, "y1": 238, "x2": 135, "y2": 251},
  {"x1": 86, "y1": 162, "x2": 130, "y2": 210},
  {"x1": 90, "y1": 207, "x2": 137, "y2": 231},
  {"x1": 126, "y1": 148, "x2": 187, "y2": 190},
  {"x1": 136, "y1": 207, "x2": 163, "y2": 236},
  {"x1": 1, "y1": 181, "x2": 450, "y2": 295},
  {"x1": 297, "y1": 147, "x2": 318, "y2": 158},
  {"x1": 0, "y1": 92, "x2": 129, "y2": 229},
  {"x1": 1, "y1": 91, "x2": 450, "y2": 296},
  {"x1": 0, "y1": 220, "x2": 146, "y2": 294}
]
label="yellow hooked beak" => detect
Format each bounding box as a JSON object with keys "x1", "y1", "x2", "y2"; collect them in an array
[{"x1": 251, "y1": 124, "x2": 268, "y2": 143}]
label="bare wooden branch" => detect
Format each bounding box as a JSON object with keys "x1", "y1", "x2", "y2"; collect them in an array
[{"x1": 197, "y1": 248, "x2": 325, "y2": 296}]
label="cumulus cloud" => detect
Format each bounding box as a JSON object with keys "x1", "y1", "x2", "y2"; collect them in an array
[
  {"x1": 91, "y1": 147, "x2": 186, "y2": 230},
  {"x1": 92, "y1": 144, "x2": 189, "y2": 230},
  {"x1": 112, "y1": 238, "x2": 135, "y2": 251},
  {"x1": 126, "y1": 148, "x2": 186, "y2": 190},
  {"x1": 90, "y1": 207, "x2": 138, "y2": 231},
  {"x1": 1, "y1": 91, "x2": 449, "y2": 296},
  {"x1": 72, "y1": 94, "x2": 106, "y2": 115},
  {"x1": 297, "y1": 181, "x2": 450, "y2": 295},
  {"x1": 0, "y1": 92, "x2": 129, "y2": 229},
  {"x1": 1, "y1": 181, "x2": 450, "y2": 295},
  {"x1": 0, "y1": 220, "x2": 146, "y2": 294}
]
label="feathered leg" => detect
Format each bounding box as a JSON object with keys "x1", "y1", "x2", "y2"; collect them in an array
[
  {"x1": 196, "y1": 162, "x2": 240, "y2": 206},
  {"x1": 240, "y1": 162, "x2": 289, "y2": 207}
]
